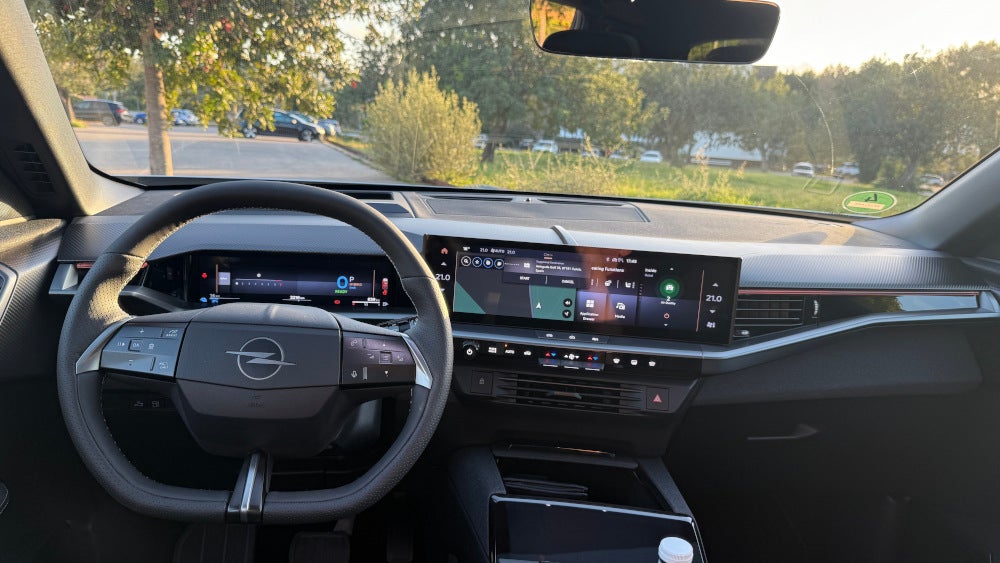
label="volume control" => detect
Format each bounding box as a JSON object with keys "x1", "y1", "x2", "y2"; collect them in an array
[{"x1": 461, "y1": 340, "x2": 480, "y2": 360}]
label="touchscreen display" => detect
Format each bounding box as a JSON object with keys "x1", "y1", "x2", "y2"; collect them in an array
[{"x1": 424, "y1": 236, "x2": 741, "y2": 344}]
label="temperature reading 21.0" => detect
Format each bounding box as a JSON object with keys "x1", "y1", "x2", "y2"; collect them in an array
[{"x1": 704, "y1": 294, "x2": 724, "y2": 303}]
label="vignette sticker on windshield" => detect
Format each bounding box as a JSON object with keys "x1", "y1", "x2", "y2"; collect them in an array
[{"x1": 842, "y1": 191, "x2": 898, "y2": 214}]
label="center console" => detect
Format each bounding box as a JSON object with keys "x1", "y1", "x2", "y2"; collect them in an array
[
  {"x1": 422, "y1": 236, "x2": 732, "y2": 562},
  {"x1": 423, "y1": 235, "x2": 741, "y2": 417}
]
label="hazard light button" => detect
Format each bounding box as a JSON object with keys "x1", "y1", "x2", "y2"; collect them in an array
[{"x1": 645, "y1": 387, "x2": 670, "y2": 412}]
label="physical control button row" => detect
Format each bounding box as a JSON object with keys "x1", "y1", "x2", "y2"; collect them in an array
[{"x1": 101, "y1": 324, "x2": 186, "y2": 377}]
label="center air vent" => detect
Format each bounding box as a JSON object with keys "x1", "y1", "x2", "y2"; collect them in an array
[
  {"x1": 734, "y1": 294, "x2": 808, "y2": 338},
  {"x1": 10, "y1": 143, "x2": 54, "y2": 194},
  {"x1": 494, "y1": 372, "x2": 643, "y2": 414}
]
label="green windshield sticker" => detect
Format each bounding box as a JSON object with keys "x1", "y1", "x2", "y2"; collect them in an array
[{"x1": 842, "y1": 191, "x2": 898, "y2": 214}]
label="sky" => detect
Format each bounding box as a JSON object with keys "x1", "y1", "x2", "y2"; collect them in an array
[{"x1": 757, "y1": 0, "x2": 1000, "y2": 70}]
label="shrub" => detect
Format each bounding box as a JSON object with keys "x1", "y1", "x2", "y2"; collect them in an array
[{"x1": 366, "y1": 69, "x2": 481, "y2": 184}]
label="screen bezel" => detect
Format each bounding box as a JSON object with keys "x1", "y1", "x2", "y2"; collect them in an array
[{"x1": 424, "y1": 235, "x2": 742, "y2": 344}]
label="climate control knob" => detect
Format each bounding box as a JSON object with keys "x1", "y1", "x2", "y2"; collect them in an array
[{"x1": 461, "y1": 340, "x2": 480, "y2": 360}]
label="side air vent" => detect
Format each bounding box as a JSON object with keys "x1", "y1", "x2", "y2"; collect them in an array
[
  {"x1": 10, "y1": 144, "x2": 54, "y2": 194},
  {"x1": 494, "y1": 373, "x2": 643, "y2": 414},
  {"x1": 733, "y1": 294, "x2": 807, "y2": 338}
]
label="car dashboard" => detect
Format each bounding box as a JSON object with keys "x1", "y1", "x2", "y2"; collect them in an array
[{"x1": 40, "y1": 189, "x2": 998, "y2": 448}]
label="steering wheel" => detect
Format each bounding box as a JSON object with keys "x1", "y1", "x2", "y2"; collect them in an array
[{"x1": 56, "y1": 181, "x2": 453, "y2": 524}]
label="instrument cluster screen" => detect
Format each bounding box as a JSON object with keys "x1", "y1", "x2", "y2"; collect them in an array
[
  {"x1": 191, "y1": 253, "x2": 411, "y2": 312},
  {"x1": 424, "y1": 236, "x2": 741, "y2": 344}
]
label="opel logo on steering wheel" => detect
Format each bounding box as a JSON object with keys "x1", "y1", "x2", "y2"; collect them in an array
[{"x1": 225, "y1": 337, "x2": 296, "y2": 380}]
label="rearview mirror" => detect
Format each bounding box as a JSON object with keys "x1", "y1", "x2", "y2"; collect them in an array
[{"x1": 530, "y1": 0, "x2": 780, "y2": 64}]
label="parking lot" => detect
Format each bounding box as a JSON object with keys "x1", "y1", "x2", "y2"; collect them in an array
[{"x1": 74, "y1": 124, "x2": 391, "y2": 182}]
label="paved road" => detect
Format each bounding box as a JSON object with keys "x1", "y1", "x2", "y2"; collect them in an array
[{"x1": 74, "y1": 124, "x2": 392, "y2": 182}]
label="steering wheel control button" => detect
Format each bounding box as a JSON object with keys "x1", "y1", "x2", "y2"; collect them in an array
[
  {"x1": 341, "y1": 333, "x2": 416, "y2": 386},
  {"x1": 101, "y1": 323, "x2": 187, "y2": 376},
  {"x1": 102, "y1": 351, "x2": 155, "y2": 373},
  {"x1": 118, "y1": 325, "x2": 163, "y2": 338}
]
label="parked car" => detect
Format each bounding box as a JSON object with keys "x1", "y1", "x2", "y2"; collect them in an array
[
  {"x1": 580, "y1": 148, "x2": 602, "y2": 158},
  {"x1": 834, "y1": 161, "x2": 860, "y2": 177},
  {"x1": 171, "y1": 109, "x2": 199, "y2": 126},
  {"x1": 531, "y1": 140, "x2": 559, "y2": 154},
  {"x1": 133, "y1": 110, "x2": 199, "y2": 126},
  {"x1": 608, "y1": 151, "x2": 629, "y2": 160},
  {"x1": 519, "y1": 138, "x2": 535, "y2": 150},
  {"x1": 639, "y1": 150, "x2": 664, "y2": 163},
  {"x1": 474, "y1": 134, "x2": 488, "y2": 149},
  {"x1": 919, "y1": 173, "x2": 945, "y2": 187},
  {"x1": 239, "y1": 109, "x2": 325, "y2": 142},
  {"x1": 72, "y1": 99, "x2": 129, "y2": 126},
  {"x1": 317, "y1": 118, "x2": 342, "y2": 137},
  {"x1": 792, "y1": 162, "x2": 816, "y2": 177}
]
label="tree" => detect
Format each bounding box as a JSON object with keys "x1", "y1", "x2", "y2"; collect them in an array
[
  {"x1": 32, "y1": 0, "x2": 384, "y2": 174},
  {"x1": 366, "y1": 68, "x2": 481, "y2": 184},
  {"x1": 734, "y1": 74, "x2": 794, "y2": 172},
  {"x1": 399, "y1": 0, "x2": 558, "y2": 161},
  {"x1": 633, "y1": 64, "x2": 745, "y2": 165},
  {"x1": 32, "y1": 7, "x2": 130, "y2": 122},
  {"x1": 557, "y1": 60, "x2": 648, "y2": 151}
]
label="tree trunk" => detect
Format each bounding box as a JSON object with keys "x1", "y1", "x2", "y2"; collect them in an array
[
  {"x1": 759, "y1": 145, "x2": 769, "y2": 172},
  {"x1": 58, "y1": 87, "x2": 76, "y2": 122},
  {"x1": 142, "y1": 25, "x2": 173, "y2": 176},
  {"x1": 899, "y1": 158, "x2": 919, "y2": 189},
  {"x1": 481, "y1": 142, "x2": 496, "y2": 163}
]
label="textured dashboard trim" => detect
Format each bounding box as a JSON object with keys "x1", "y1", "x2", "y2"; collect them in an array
[{"x1": 0, "y1": 261, "x2": 16, "y2": 326}]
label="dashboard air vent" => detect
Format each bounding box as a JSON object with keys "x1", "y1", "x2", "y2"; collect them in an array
[
  {"x1": 494, "y1": 373, "x2": 643, "y2": 414},
  {"x1": 733, "y1": 294, "x2": 807, "y2": 338},
  {"x1": 10, "y1": 143, "x2": 54, "y2": 194}
]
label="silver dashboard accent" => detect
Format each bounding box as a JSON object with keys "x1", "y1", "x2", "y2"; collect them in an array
[
  {"x1": 75, "y1": 319, "x2": 132, "y2": 375},
  {"x1": 239, "y1": 452, "x2": 261, "y2": 523},
  {"x1": 452, "y1": 291, "x2": 1000, "y2": 374},
  {"x1": 401, "y1": 332, "x2": 433, "y2": 389}
]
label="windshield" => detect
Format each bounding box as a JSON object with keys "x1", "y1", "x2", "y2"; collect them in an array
[{"x1": 27, "y1": 0, "x2": 1000, "y2": 217}]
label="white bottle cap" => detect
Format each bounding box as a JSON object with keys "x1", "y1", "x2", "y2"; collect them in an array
[{"x1": 658, "y1": 536, "x2": 694, "y2": 563}]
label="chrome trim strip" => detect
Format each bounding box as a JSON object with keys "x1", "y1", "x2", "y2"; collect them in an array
[
  {"x1": 452, "y1": 291, "x2": 1000, "y2": 370},
  {"x1": 240, "y1": 452, "x2": 260, "y2": 523},
  {"x1": 739, "y1": 288, "x2": 982, "y2": 296},
  {"x1": 75, "y1": 319, "x2": 132, "y2": 375},
  {"x1": 401, "y1": 333, "x2": 433, "y2": 389}
]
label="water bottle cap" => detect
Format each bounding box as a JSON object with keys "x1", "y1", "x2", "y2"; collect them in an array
[{"x1": 658, "y1": 536, "x2": 694, "y2": 563}]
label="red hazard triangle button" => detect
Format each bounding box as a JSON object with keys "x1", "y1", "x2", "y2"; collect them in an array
[{"x1": 645, "y1": 388, "x2": 670, "y2": 411}]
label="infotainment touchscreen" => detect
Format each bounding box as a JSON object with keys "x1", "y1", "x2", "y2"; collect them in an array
[{"x1": 424, "y1": 235, "x2": 741, "y2": 344}]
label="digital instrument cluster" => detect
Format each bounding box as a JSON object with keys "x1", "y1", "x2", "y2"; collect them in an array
[{"x1": 191, "y1": 253, "x2": 411, "y2": 312}]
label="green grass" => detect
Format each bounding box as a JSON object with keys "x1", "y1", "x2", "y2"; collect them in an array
[
  {"x1": 460, "y1": 151, "x2": 928, "y2": 217},
  {"x1": 334, "y1": 142, "x2": 928, "y2": 217}
]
